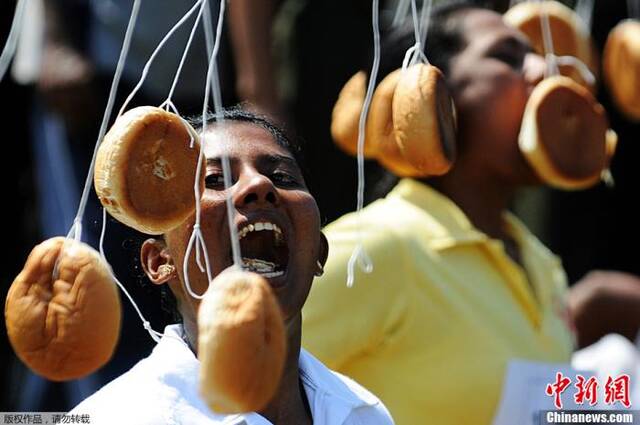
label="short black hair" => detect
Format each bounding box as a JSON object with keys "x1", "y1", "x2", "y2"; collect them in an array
[
  {"x1": 188, "y1": 106, "x2": 312, "y2": 193},
  {"x1": 376, "y1": 0, "x2": 489, "y2": 84}
]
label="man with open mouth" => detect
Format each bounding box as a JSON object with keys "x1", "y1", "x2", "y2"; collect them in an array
[{"x1": 68, "y1": 108, "x2": 394, "y2": 424}]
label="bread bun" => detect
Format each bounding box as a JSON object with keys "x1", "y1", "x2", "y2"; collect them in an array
[
  {"x1": 366, "y1": 70, "x2": 424, "y2": 177},
  {"x1": 198, "y1": 269, "x2": 286, "y2": 414},
  {"x1": 94, "y1": 106, "x2": 204, "y2": 235},
  {"x1": 5, "y1": 237, "x2": 121, "y2": 381},
  {"x1": 331, "y1": 71, "x2": 379, "y2": 158},
  {"x1": 504, "y1": 1, "x2": 597, "y2": 87},
  {"x1": 392, "y1": 64, "x2": 457, "y2": 176},
  {"x1": 519, "y1": 76, "x2": 607, "y2": 190},
  {"x1": 603, "y1": 20, "x2": 640, "y2": 120}
]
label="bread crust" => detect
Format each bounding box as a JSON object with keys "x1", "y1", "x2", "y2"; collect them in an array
[
  {"x1": 604, "y1": 20, "x2": 640, "y2": 120},
  {"x1": 504, "y1": 1, "x2": 597, "y2": 87},
  {"x1": 198, "y1": 269, "x2": 286, "y2": 414},
  {"x1": 392, "y1": 64, "x2": 456, "y2": 176},
  {"x1": 5, "y1": 237, "x2": 121, "y2": 381},
  {"x1": 519, "y1": 76, "x2": 607, "y2": 190},
  {"x1": 331, "y1": 71, "x2": 380, "y2": 158},
  {"x1": 94, "y1": 106, "x2": 204, "y2": 235}
]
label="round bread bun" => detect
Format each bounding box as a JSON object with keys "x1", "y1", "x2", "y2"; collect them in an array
[
  {"x1": 198, "y1": 268, "x2": 286, "y2": 414},
  {"x1": 368, "y1": 70, "x2": 426, "y2": 177},
  {"x1": 504, "y1": 1, "x2": 597, "y2": 86},
  {"x1": 519, "y1": 76, "x2": 608, "y2": 190},
  {"x1": 392, "y1": 64, "x2": 457, "y2": 176},
  {"x1": 603, "y1": 20, "x2": 640, "y2": 120},
  {"x1": 94, "y1": 106, "x2": 205, "y2": 235},
  {"x1": 5, "y1": 237, "x2": 121, "y2": 381},
  {"x1": 330, "y1": 71, "x2": 379, "y2": 158}
]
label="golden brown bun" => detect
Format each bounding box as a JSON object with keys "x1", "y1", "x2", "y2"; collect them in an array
[
  {"x1": 519, "y1": 76, "x2": 608, "y2": 190},
  {"x1": 504, "y1": 1, "x2": 597, "y2": 87},
  {"x1": 603, "y1": 20, "x2": 640, "y2": 120},
  {"x1": 392, "y1": 64, "x2": 457, "y2": 176},
  {"x1": 94, "y1": 106, "x2": 204, "y2": 235},
  {"x1": 367, "y1": 70, "x2": 426, "y2": 177},
  {"x1": 5, "y1": 237, "x2": 121, "y2": 381},
  {"x1": 198, "y1": 269, "x2": 286, "y2": 414},
  {"x1": 330, "y1": 72, "x2": 379, "y2": 158}
]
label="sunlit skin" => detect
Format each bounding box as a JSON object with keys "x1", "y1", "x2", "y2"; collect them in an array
[
  {"x1": 428, "y1": 9, "x2": 547, "y2": 264},
  {"x1": 140, "y1": 121, "x2": 328, "y2": 424}
]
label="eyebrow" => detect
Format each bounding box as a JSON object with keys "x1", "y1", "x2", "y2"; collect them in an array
[{"x1": 206, "y1": 154, "x2": 298, "y2": 168}]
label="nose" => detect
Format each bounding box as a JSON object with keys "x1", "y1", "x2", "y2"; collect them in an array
[
  {"x1": 523, "y1": 52, "x2": 547, "y2": 91},
  {"x1": 233, "y1": 169, "x2": 279, "y2": 209}
]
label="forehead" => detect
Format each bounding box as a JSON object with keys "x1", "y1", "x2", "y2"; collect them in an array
[
  {"x1": 202, "y1": 121, "x2": 291, "y2": 160},
  {"x1": 457, "y1": 9, "x2": 527, "y2": 51}
]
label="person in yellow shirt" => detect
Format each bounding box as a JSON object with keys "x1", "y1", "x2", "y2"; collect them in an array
[{"x1": 302, "y1": 3, "x2": 573, "y2": 424}]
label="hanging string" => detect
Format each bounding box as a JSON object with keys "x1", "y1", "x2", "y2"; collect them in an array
[
  {"x1": 402, "y1": 0, "x2": 429, "y2": 70},
  {"x1": 99, "y1": 210, "x2": 187, "y2": 345},
  {"x1": 575, "y1": 0, "x2": 595, "y2": 32},
  {"x1": 418, "y1": 0, "x2": 433, "y2": 53},
  {"x1": 97, "y1": 0, "x2": 206, "y2": 280},
  {"x1": 392, "y1": 0, "x2": 411, "y2": 28},
  {"x1": 52, "y1": 0, "x2": 141, "y2": 281},
  {"x1": 118, "y1": 0, "x2": 204, "y2": 117},
  {"x1": 0, "y1": 0, "x2": 29, "y2": 82},
  {"x1": 537, "y1": 0, "x2": 560, "y2": 77},
  {"x1": 346, "y1": 0, "x2": 381, "y2": 287},
  {"x1": 182, "y1": 0, "x2": 237, "y2": 300}
]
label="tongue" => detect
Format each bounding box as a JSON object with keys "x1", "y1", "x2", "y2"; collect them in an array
[{"x1": 242, "y1": 258, "x2": 277, "y2": 273}]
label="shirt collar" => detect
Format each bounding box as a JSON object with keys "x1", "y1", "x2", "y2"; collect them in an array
[
  {"x1": 386, "y1": 178, "x2": 488, "y2": 248},
  {"x1": 153, "y1": 325, "x2": 377, "y2": 425}
]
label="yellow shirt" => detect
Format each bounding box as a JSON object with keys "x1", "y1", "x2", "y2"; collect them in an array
[{"x1": 302, "y1": 179, "x2": 574, "y2": 425}]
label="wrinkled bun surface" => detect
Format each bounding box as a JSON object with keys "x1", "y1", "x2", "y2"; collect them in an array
[
  {"x1": 604, "y1": 20, "x2": 640, "y2": 120},
  {"x1": 369, "y1": 70, "x2": 425, "y2": 177},
  {"x1": 392, "y1": 64, "x2": 456, "y2": 176},
  {"x1": 519, "y1": 76, "x2": 607, "y2": 190},
  {"x1": 198, "y1": 269, "x2": 286, "y2": 414},
  {"x1": 5, "y1": 237, "x2": 121, "y2": 381},
  {"x1": 94, "y1": 106, "x2": 204, "y2": 235}
]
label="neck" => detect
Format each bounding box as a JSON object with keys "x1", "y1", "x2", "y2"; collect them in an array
[
  {"x1": 259, "y1": 313, "x2": 311, "y2": 424},
  {"x1": 182, "y1": 311, "x2": 310, "y2": 424},
  {"x1": 428, "y1": 162, "x2": 515, "y2": 241}
]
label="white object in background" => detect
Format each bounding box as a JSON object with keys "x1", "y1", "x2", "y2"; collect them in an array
[
  {"x1": 492, "y1": 360, "x2": 593, "y2": 425},
  {"x1": 572, "y1": 333, "x2": 640, "y2": 407},
  {"x1": 12, "y1": 0, "x2": 44, "y2": 84}
]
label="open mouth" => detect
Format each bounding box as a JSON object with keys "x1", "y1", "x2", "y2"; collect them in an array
[{"x1": 238, "y1": 221, "x2": 289, "y2": 280}]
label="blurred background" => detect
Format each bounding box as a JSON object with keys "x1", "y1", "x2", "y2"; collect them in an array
[{"x1": 1, "y1": 0, "x2": 638, "y2": 411}]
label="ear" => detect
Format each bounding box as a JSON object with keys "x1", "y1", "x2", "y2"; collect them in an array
[
  {"x1": 318, "y1": 232, "x2": 329, "y2": 269},
  {"x1": 140, "y1": 238, "x2": 176, "y2": 285}
]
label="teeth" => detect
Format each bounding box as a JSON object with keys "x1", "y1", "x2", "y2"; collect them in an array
[
  {"x1": 261, "y1": 270, "x2": 284, "y2": 278},
  {"x1": 241, "y1": 258, "x2": 277, "y2": 273},
  {"x1": 238, "y1": 221, "x2": 284, "y2": 240}
]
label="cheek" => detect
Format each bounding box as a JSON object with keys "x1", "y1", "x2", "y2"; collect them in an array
[{"x1": 289, "y1": 194, "x2": 322, "y2": 261}]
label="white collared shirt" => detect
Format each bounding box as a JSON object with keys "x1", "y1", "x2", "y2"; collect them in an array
[{"x1": 70, "y1": 325, "x2": 393, "y2": 425}]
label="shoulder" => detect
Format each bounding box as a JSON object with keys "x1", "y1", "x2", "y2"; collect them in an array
[
  {"x1": 299, "y1": 349, "x2": 394, "y2": 424},
  {"x1": 69, "y1": 358, "x2": 168, "y2": 424}
]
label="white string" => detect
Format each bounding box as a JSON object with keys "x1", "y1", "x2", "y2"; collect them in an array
[
  {"x1": 402, "y1": 0, "x2": 429, "y2": 70},
  {"x1": 99, "y1": 209, "x2": 187, "y2": 345},
  {"x1": 182, "y1": 0, "x2": 234, "y2": 300},
  {"x1": 117, "y1": 0, "x2": 204, "y2": 118},
  {"x1": 0, "y1": 0, "x2": 29, "y2": 82},
  {"x1": 346, "y1": 0, "x2": 381, "y2": 287},
  {"x1": 554, "y1": 55, "x2": 596, "y2": 86},
  {"x1": 575, "y1": 0, "x2": 595, "y2": 32},
  {"x1": 392, "y1": 0, "x2": 410, "y2": 28},
  {"x1": 537, "y1": 0, "x2": 560, "y2": 77},
  {"x1": 418, "y1": 0, "x2": 433, "y2": 52},
  {"x1": 52, "y1": 0, "x2": 141, "y2": 283}
]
